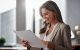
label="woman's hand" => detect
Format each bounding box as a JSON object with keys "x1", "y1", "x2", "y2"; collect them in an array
[
  {"x1": 21, "y1": 40, "x2": 31, "y2": 49},
  {"x1": 41, "y1": 40, "x2": 56, "y2": 49},
  {"x1": 41, "y1": 40, "x2": 48, "y2": 47}
]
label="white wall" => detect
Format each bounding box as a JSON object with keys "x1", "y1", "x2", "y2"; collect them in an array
[
  {"x1": 66, "y1": 0, "x2": 80, "y2": 30},
  {"x1": 0, "y1": 0, "x2": 16, "y2": 13},
  {"x1": 66, "y1": 0, "x2": 80, "y2": 45}
]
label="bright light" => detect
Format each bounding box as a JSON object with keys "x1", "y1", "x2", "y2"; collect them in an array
[
  {"x1": 26, "y1": 0, "x2": 34, "y2": 31},
  {"x1": 0, "y1": 0, "x2": 16, "y2": 13},
  {"x1": 71, "y1": 31, "x2": 75, "y2": 38}
]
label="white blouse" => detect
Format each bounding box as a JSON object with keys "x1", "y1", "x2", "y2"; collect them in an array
[{"x1": 43, "y1": 23, "x2": 58, "y2": 50}]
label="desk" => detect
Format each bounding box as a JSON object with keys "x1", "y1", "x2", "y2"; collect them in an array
[
  {"x1": 0, "y1": 47, "x2": 27, "y2": 50},
  {"x1": 72, "y1": 44, "x2": 80, "y2": 50}
]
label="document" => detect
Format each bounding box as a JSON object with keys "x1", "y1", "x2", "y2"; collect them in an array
[{"x1": 14, "y1": 30, "x2": 45, "y2": 48}]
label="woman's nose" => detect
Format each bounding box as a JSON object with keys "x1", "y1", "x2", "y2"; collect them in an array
[{"x1": 44, "y1": 15, "x2": 48, "y2": 19}]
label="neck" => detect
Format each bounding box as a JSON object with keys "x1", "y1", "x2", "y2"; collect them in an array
[{"x1": 50, "y1": 20, "x2": 59, "y2": 27}]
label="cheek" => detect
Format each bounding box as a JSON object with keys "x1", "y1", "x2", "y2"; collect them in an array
[
  {"x1": 49, "y1": 12, "x2": 56, "y2": 20},
  {"x1": 49, "y1": 17, "x2": 53, "y2": 22},
  {"x1": 51, "y1": 14, "x2": 55, "y2": 20},
  {"x1": 49, "y1": 15, "x2": 54, "y2": 20}
]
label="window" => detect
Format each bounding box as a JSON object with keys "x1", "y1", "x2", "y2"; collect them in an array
[{"x1": 1, "y1": 9, "x2": 16, "y2": 46}]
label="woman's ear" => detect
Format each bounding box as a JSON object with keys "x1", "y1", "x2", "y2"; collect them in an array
[
  {"x1": 52, "y1": 11, "x2": 57, "y2": 17},
  {"x1": 52, "y1": 13, "x2": 57, "y2": 19},
  {"x1": 54, "y1": 11, "x2": 58, "y2": 19}
]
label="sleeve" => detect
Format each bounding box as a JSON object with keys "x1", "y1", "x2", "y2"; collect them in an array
[{"x1": 55, "y1": 25, "x2": 71, "y2": 50}]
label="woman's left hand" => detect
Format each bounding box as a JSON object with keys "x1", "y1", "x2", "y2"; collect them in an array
[
  {"x1": 41, "y1": 40, "x2": 48, "y2": 47},
  {"x1": 41, "y1": 40, "x2": 56, "y2": 49}
]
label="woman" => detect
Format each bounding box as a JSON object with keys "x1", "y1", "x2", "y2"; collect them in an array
[{"x1": 22, "y1": 1, "x2": 71, "y2": 50}]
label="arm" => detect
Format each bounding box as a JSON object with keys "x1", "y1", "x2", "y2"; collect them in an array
[
  {"x1": 54, "y1": 25, "x2": 71, "y2": 50},
  {"x1": 41, "y1": 40, "x2": 55, "y2": 49},
  {"x1": 41, "y1": 25, "x2": 71, "y2": 50},
  {"x1": 22, "y1": 40, "x2": 41, "y2": 50}
]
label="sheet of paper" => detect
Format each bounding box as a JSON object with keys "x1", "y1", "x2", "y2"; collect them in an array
[{"x1": 14, "y1": 30, "x2": 45, "y2": 48}]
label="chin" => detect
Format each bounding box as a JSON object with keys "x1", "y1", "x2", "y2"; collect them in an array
[{"x1": 46, "y1": 21, "x2": 50, "y2": 24}]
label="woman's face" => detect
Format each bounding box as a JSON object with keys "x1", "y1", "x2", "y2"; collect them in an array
[{"x1": 41, "y1": 8, "x2": 56, "y2": 24}]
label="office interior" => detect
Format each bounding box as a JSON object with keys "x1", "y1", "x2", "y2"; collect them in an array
[{"x1": 0, "y1": 0, "x2": 80, "y2": 50}]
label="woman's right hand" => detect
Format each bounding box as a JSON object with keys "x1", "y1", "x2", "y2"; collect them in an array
[{"x1": 21, "y1": 40, "x2": 31, "y2": 49}]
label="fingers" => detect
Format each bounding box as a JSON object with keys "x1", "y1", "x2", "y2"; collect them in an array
[
  {"x1": 21, "y1": 40, "x2": 31, "y2": 50},
  {"x1": 41, "y1": 40, "x2": 49, "y2": 47},
  {"x1": 21, "y1": 40, "x2": 29, "y2": 47},
  {"x1": 23, "y1": 43, "x2": 27, "y2": 47},
  {"x1": 22, "y1": 40, "x2": 28, "y2": 43}
]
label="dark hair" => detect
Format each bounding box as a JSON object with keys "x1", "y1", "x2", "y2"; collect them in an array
[{"x1": 39, "y1": 1, "x2": 64, "y2": 34}]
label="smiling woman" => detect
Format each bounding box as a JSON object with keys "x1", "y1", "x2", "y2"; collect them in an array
[{"x1": 22, "y1": 1, "x2": 71, "y2": 50}]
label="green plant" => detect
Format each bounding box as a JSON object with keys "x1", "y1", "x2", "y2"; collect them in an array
[{"x1": 0, "y1": 37, "x2": 6, "y2": 46}]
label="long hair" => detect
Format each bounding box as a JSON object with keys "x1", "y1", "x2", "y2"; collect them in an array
[{"x1": 39, "y1": 1, "x2": 64, "y2": 34}]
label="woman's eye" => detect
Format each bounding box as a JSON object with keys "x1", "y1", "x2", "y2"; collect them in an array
[{"x1": 45, "y1": 13, "x2": 48, "y2": 15}]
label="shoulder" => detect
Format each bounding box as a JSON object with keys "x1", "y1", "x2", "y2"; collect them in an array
[
  {"x1": 58, "y1": 23, "x2": 71, "y2": 33},
  {"x1": 59, "y1": 23, "x2": 70, "y2": 30},
  {"x1": 59, "y1": 23, "x2": 71, "y2": 36}
]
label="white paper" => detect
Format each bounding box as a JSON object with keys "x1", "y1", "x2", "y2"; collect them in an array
[{"x1": 14, "y1": 30, "x2": 45, "y2": 48}]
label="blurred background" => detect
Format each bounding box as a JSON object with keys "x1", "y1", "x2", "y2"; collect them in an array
[{"x1": 0, "y1": 0, "x2": 80, "y2": 50}]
